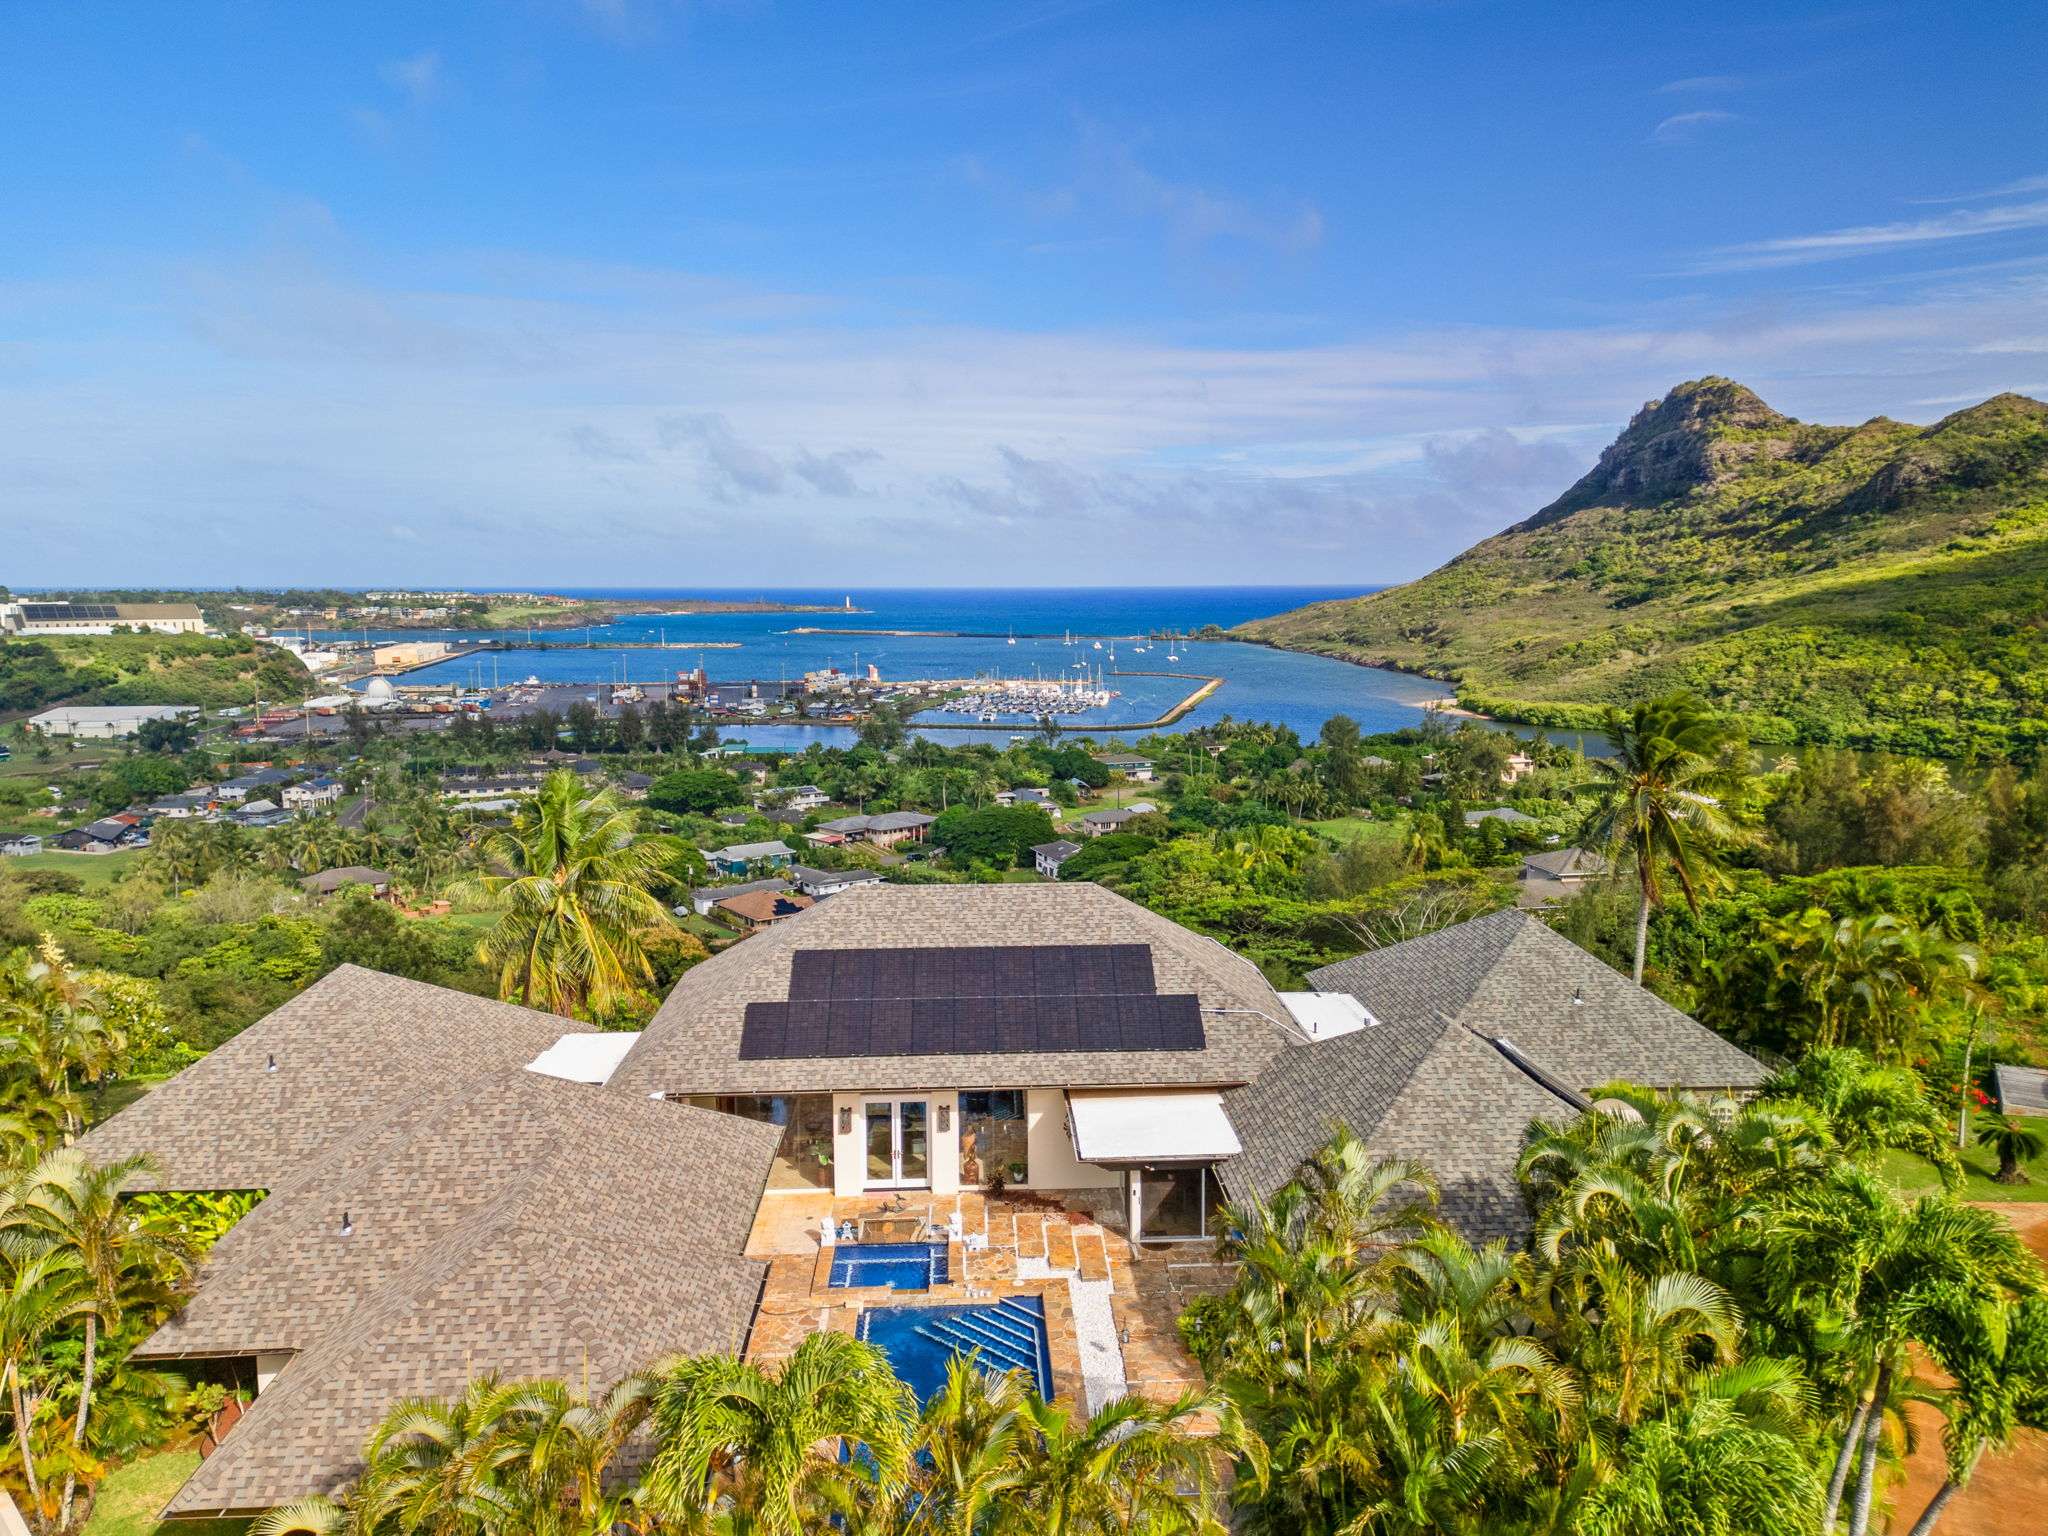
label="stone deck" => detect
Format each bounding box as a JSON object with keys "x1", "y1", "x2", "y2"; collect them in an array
[{"x1": 743, "y1": 1188, "x2": 1229, "y2": 1414}]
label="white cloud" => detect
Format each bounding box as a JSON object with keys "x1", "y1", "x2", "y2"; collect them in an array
[
  {"x1": 1697, "y1": 198, "x2": 2048, "y2": 270},
  {"x1": 380, "y1": 51, "x2": 442, "y2": 106},
  {"x1": 1656, "y1": 76, "x2": 1745, "y2": 94},
  {"x1": 4, "y1": 237, "x2": 2047, "y2": 586},
  {"x1": 1649, "y1": 110, "x2": 1738, "y2": 145}
]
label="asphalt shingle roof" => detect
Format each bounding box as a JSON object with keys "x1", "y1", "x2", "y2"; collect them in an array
[
  {"x1": 77, "y1": 966, "x2": 566, "y2": 1191},
  {"x1": 145, "y1": 1070, "x2": 779, "y2": 1517},
  {"x1": 608, "y1": 883, "x2": 1296, "y2": 1097},
  {"x1": 1305, "y1": 908, "x2": 1763, "y2": 1092}
]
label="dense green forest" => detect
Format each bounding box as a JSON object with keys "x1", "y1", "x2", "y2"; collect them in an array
[
  {"x1": 0, "y1": 633, "x2": 311, "y2": 714},
  {"x1": 1237, "y1": 379, "x2": 2048, "y2": 755}
]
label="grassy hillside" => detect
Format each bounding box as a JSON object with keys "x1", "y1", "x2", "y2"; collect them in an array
[
  {"x1": 1236, "y1": 378, "x2": 2048, "y2": 754},
  {"x1": 0, "y1": 633, "x2": 311, "y2": 716}
]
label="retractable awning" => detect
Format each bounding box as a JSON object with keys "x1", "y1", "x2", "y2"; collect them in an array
[{"x1": 1067, "y1": 1090, "x2": 1242, "y2": 1165}]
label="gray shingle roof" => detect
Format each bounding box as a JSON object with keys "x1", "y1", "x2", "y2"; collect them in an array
[
  {"x1": 299, "y1": 867, "x2": 392, "y2": 894},
  {"x1": 147, "y1": 1070, "x2": 779, "y2": 1517},
  {"x1": 1305, "y1": 909, "x2": 1763, "y2": 1092},
  {"x1": 1222, "y1": 1018, "x2": 1576, "y2": 1243},
  {"x1": 1521, "y1": 846, "x2": 1610, "y2": 879},
  {"x1": 607, "y1": 884, "x2": 1297, "y2": 1097},
  {"x1": 77, "y1": 966, "x2": 566, "y2": 1191}
]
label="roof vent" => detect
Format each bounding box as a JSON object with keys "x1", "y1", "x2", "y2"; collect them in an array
[
  {"x1": 266, "y1": 1053, "x2": 278, "y2": 1073},
  {"x1": 339, "y1": 1210, "x2": 354, "y2": 1237},
  {"x1": 1277, "y1": 992, "x2": 1378, "y2": 1040},
  {"x1": 1571, "y1": 986, "x2": 1582, "y2": 1006}
]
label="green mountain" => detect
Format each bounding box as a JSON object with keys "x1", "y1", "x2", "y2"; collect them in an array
[{"x1": 1236, "y1": 378, "x2": 2048, "y2": 755}]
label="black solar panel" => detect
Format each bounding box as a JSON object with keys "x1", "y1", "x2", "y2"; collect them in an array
[
  {"x1": 787, "y1": 944, "x2": 1156, "y2": 1001},
  {"x1": 737, "y1": 993, "x2": 1204, "y2": 1060},
  {"x1": 20, "y1": 603, "x2": 118, "y2": 622}
]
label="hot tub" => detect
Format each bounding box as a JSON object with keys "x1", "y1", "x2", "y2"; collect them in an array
[{"x1": 828, "y1": 1241, "x2": 949, "y2": 1290}]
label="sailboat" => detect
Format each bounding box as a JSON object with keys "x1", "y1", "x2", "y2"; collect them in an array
[
  {"x1": 1092, "y1": 640, "x2": 1102, "y2": 650},
  {"x1": 1006, "y1": 627, "x2": 1016, "y2": 645}
]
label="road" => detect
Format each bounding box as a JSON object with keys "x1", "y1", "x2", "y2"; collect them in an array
[{"x1": 339, "y1": 794, "x2": 373, "y2": 829}]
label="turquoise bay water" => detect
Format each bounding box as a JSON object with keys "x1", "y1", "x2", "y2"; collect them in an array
[{"x1": 322, "y1": 587, "x2": 1581, "y2": 748}]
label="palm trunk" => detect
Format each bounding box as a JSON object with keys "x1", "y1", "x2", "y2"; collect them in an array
[
  {"x1": 10, "y1": 1368, "x2": 46, "y2": 1534},
  {"x1": 1905, "y1": 1474, "x2": 1968, "y2": 1536},
  {"x1": 59, "y1": 1314, "x2": 96, "y2": 1531},
  {"x1": 1632, "y1": 885, "x2": 1651, "y2": 984},
  {"x1": 1825, "y1": 1394, "x2": 1871, "y2": 1530},
  {"x1": 1847, "y1": 1360, "x2": 1893, "y2": 1536}
]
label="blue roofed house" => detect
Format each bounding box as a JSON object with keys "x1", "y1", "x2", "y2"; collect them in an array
[{"x1": 710, "y1": 840, "x2": 797, "y2": 876}]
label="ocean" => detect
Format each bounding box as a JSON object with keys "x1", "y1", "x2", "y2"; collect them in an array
[{"x1": 316, "y1": 587, "x2": 1595, "y2": 749}]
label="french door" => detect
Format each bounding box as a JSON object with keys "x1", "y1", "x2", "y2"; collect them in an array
[{"x1": 863, "y1": 1099, "x2": 930, "y2": 1187}]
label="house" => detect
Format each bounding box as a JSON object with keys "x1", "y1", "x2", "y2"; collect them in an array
[
  {"x1": 711, "y1": 888, "x2": 816, "y2": 933},
  {"x1": 75, "y1": 817, "x2": 145, "y2": 851},
  {"x1": 1994, "y1": 1064, "x2": 2048, "y2": 1118},
  {"x1": 1464, "y1": 806, "x2": 1537, "y2": 829},
  {"x1": 1032, "y1": 839, "x2": 1084, "y2": 878},
  {"x1": 728, "y1": 761, "x2": 771, "y2": 783},
  {"x1": 233, "y1": 799, "x2": 292, "y2": 828},
  {"x1": 1093, "y1": 753, "x2": 1155, "y2": 782},
  {"x1": 616, "y1": 770, "x2": 654, "y2": 798},
  {"x1": 24, "y1": 704, "x2": 200, "y2": 740},
  {"x1": 996, "y1": 787, "x2": 1060, "y2": 812},
  {"x1": 282, "y1": 777, "x2": 344, "y2": 809},
  {"x1": 77, "y1": 894, "x2": 1764, "y2": 1519},
  {"x1": 759, "y1": 785, "x2": 830, "y2": 812},
  {"x1": 149, "y1": 792, "x2": 211, "y2": 818},
  {"x1": 0, "y1": 835, "x2": 43, "y2": 856},
  {"x1": 1078, "y1": 802, "x2": 1158, "y2": 837},
  {"x1": 685, "y1": 876, "x2": 793, "y2": 917},
  {"x1": 815, "y1": 812, "x2": 935, "y2": 848},
  {"x1": 715, "y1": 810, "x2": 756, "y2": 828},
  {"x1": 787, "y1": 865, "x2": 887, "y2": 900},
  {"x1": 1502, "y1": 753, "x2": 1538, "y2": 784},
  {"x1": 77, "y1": 966, "x2": 778, "y2": 1521},
  {"x1": 1517, "y1": 846, "x2": 1611, "y2": 908},
  {"x1": 299, "y1": 866, "x2": 394, "y2": 900},
  {"x1": 709, "y1": 840, "x2": 797, "y2": 876}
]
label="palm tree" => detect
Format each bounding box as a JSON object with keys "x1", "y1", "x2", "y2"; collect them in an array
[
  {"x1": 0, "y1": 1249, "x2": 97, "y2": 1533},
  {"x1": 642, "y1": 1331, "x2": 916, "y2": 1536},
  {"x1": 1007, "y1": 1388, "x2": 1245, "y2": 1536},
  {"x1": 452, "y1": 770, "x2": 684, "y2": 1019},
  {"x1": 903, "y1": 1354, "x2": 1027, "y2": 1536},
  {"x1": 1976, "y1": 1112, "x2": 2045, "y2": 1185},
  {"x1": 0, "y1": 943, "x2": 122, "y2": 1143},
  {"x1": 0, "y1": 1149, "x2": 194, "y2": 1531},
  {"x1": 1580, "y1": 693, "x2": 1752, "y2": 984}
]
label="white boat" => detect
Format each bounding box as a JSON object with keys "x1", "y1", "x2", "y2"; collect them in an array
[{"x1": 1092, "y1": 640, "x2": 1102, "y2": 650}]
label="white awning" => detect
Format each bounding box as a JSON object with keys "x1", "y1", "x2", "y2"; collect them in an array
[
  {"x1": 524, "y1": 1033, "x2": 639, "y2": 1086},
  {"x1": 1067, "y1": 1090, "x2": 1241, "y2": 1165}
]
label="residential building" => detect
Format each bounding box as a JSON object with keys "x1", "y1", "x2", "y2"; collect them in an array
[
  {"x1": 711, "y1": 888, "x2": 815, "y2": 933},
  {"x1": 814, "y1": 812, "x2": 934, "y2": 848},
  {"x1": 1464, "y1": 806, "x2": 1537, "y2": 828},
  {"x1": 2, "y1": 601, "x2": 205, "y2": 636},
  {"x1": 787, "y1": 865, "x2": 886, "y2": 899},
  {"x1": 233, "y1": 799, "x2": 292, "y2": 827},
  {"x1": 24, "y1": 703, "x2": 200, "y2": 739},
  {"x1": 299, "y1": 867, "x2": 394, "y2": 900},
  {"x1": 759, "y1": 785, "x2": 830, "y2": 812},
  {"x1": 995, "y1": 787, "x2": 1060, "y2": 812},
  {"x1": 709, "y1": 840, "x2": 797, "y2": 875},
  {"x1": 76, "y1": 891, "x2": 1763, "y2": 1521},
  {"x1": 1502, "y1": 752, "x2": 1538, "y2": 784},
  {"x1": 1994, "y1": 1064, "x2": 2048, "y2": 1118},
  {"x1": 148, "y1": 792, "x2": 211, "y2": 818},
  {"x1": 1078, "y1": 802, "x2": 1158, "y2": 836},
  {"x1": 281, "y1": 778, "x2": 344, "y2": 809},
  {"x1": 1032, "y1": 839, "x2": 1084, "y2": 877},
  {"x1": 1093, "y1": 753, "x2": 1155, "y2": 781},
  {"x1": 684, "y1": 876, "x2": 792, "y2": 917},
  {"x1": 1517, "y1": 846, "x2": 1612, "y2": 908},
  {"x1": 0, "y1": 834, "x2": 43, "y2": 856}
]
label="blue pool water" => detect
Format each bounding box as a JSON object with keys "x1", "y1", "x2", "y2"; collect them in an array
[
  {"x1": 829, "y1": 1241, "x2": 949, "y2": 1290},
  {"x1": 858, "y1": 1297, "x2": 1052, "y2": 1403}
]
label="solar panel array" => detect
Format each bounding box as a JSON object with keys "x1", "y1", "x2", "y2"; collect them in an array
[
  {"x1": 20, "y1": 603, "x2": 119, "y2": 621},
  {"x1": 740, "y1": 943, "x2": 1205, "y2": 1060}
]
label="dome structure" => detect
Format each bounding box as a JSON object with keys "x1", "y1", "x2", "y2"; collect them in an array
[{"x1": 363, "y1": 678, "x2": 397, "y2": 702}]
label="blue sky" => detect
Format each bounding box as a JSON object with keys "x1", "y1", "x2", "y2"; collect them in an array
[{"x1": 3, "y1": 0, "x2": 2045, "y2": 588}]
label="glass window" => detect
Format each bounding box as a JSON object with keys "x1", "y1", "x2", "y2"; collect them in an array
[
  {"x1": 684, "y1": 1094, "x2": 835, "y2": 1190},
  {"x1": 1131, "y1": 1165, "x2": 1213, "y2": 1240},
  {"x1": 959, "y1": 1090, "x2": 1029, "y2": 1187}
]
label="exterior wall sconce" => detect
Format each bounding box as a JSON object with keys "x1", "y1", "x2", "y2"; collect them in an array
[
  {"x1": 838, "y1": 1106, "x2": 852, "y2": 1134},
  {"x1": 937, "y1": 1103, "x2": 952, "y2": 1133}
]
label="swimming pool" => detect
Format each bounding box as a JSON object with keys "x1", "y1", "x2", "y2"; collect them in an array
[
  {"x1": 829, "y1": 1241, "x2": 949, "y2": 1290},
  {"x1": 858, "y1": 1297, "x2": 1052, "y2": 1402}
]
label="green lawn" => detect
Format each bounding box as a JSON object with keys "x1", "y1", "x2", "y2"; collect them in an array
[
  {"x1": 1308, "y1": 815, "x2": 1404, "y2": 846},
  {"x1": 4, "y1": 849, "x2": 148, "y2": 888},
  {"x1": 84, "y1": 1451, "x2": 248, "y2": 1536},
  {"x1": 1883, "y1": 1140, "x2": 2048, "y2": 1202}
]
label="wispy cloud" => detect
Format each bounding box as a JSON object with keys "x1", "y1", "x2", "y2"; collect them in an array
[
  {"x1": 380, "y1": 51, "x2": 442, "y2": 107},
  {"x1": 1911, "y1": 172, "x2": 2048, "y2": 205},
  {"x1": 1649, "y1": 110, "x2": 1737, "y2": 146},
  {"x1": 1696, "y1": 197, "x2": 2048, "y2": 270},
  {"x1": 1656, "y1": 75, "x2": 1744, "y2": 94}
]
